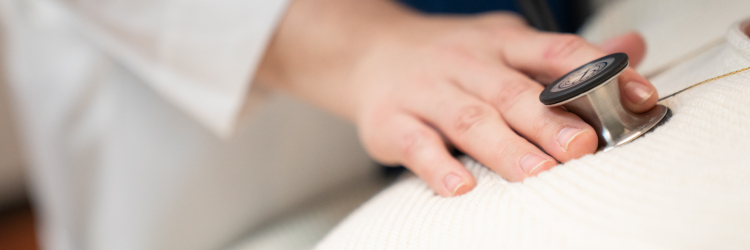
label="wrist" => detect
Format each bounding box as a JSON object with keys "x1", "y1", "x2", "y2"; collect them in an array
[{"x1": 256, "y1": 0, "x2": 424, "y2": 120}]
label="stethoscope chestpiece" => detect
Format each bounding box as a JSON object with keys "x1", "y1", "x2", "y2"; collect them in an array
[{"x1": 539, "y1": 53, "x2": 671, "y2": 152}]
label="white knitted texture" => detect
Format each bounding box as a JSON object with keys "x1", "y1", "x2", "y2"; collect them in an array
[
  {"x1": 579, "y1": 0, "x2": 750, "y2": 77},
  {"x1": 315, "y1": 22, "x2": 750, "y2": 250}
]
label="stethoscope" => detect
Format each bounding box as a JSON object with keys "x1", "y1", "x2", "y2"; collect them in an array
[
  {"x1": 517, "y1": 1, "x2": 668, "y2": 151},
  {"x1": 514, "y1": 2, "x2": 673, "y2": 151},
  {"x1": 518, "y1": 0, "x2": 750, "y2": 151},
  {"x1": 516, "y1": 0, "x2": 670, "y2": 151},
  {"x1": 541, "y1": 52, "x2": 750, "y2": 151},
  {"x1": 539, "y1": 53, "x2": 671, "y2": 151}
]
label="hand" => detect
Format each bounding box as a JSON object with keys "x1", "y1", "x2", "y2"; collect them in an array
[{"x1": 256, "y1": 0, "x2": 656, "y2": 197}]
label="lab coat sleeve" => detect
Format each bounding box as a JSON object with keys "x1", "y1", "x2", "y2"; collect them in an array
[{"x1": 61, "y1": 0, "x2": 291, "y2": 136}]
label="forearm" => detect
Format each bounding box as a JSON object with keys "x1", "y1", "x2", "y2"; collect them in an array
[{"x1": 255, "y1": 0, "x2": 418, "y2": 120}]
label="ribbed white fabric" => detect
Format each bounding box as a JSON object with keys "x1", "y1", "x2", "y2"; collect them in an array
[
  {"x1": 315, "y1": 21, "x2": 750, "y2": 250},
  {"x1": 227, "y1": 175, "x2": 395, "y2": 250},
  {"x1": 579, "y1": 0, "x2": 750, "y2": 78}
]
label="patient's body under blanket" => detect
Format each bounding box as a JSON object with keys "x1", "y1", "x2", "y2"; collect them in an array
[{"x1": 315, "y1": 15, "x2": 750, "y2": 250}]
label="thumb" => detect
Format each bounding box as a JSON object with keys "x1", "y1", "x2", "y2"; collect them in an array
[{"x1": 598, "y1": 31, "x2": 647, "y2": 67}]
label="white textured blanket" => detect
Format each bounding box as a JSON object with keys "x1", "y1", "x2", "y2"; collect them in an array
[{"x1": 315, "y1": 18, "x2": 750, "y2": 250}]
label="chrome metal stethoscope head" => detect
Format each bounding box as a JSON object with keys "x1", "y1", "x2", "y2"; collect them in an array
[{"x1": 539, "y1": 53, "x2": 671, "y2": 151}]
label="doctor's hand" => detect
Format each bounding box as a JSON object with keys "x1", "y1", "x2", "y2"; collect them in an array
[{"x1": 256, "y1": 0, "x2": 657, "y2": 197}]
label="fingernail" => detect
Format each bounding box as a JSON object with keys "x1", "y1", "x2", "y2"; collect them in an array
[
  {"x1": 520, "y1": 154, "x2": 551, "y2": 175},
  {"x1": 557, "y1": 127, "x2": 585, "y2": 152},
  {"x1": 444, "y1": 174, "x2": 469, "y2": 196},
  {"x1": 624, "y1": 81, "x2": 654, "y2": 105}
]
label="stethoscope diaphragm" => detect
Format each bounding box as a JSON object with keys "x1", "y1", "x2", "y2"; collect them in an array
[{"x1": 540, "y1": 53, "x2": 671, "y2": 151}]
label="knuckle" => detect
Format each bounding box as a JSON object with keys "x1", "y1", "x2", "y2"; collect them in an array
[
  {"x1": 398, "y1": 129, "x2": 430, "y2": 163},
  {"x1": 471, "y1": 17, "x2": 529, "y2": 47},
  {"x1": 534, "y1": 114, "x2": 553, "y2": 134},
  {"x1": 543, "y1": 34, "x2": 588, "y2": 68},
  {"x1": 360, "y1": 129, "x2": 395, "y2": 164},
  {"x1": 453, "y1": 105, "x2": 494, "y2": 136},
  {"x1": 536, "y1": 108, "x2": 566, "y2": 130},
  {"x1": 436, "y1": 44, "x2": 480, "y2": 66},
  {"x1": 491, "y1": 79, "x2": 533, "y2": 113},
  {"x1": 477, "y1": 12, "x2": 527, "y2": 32},
  {"x1": 497, "y1": 12, "x2": 526, "y2": 24},
  {"x1": 534, "y1": 115, "x2": 558, "y2": 142},
  {"x1": 358, "y1": 109, "x2": 403, "y2": 164},
  {"x1": 404, "y1": 74, "x2": 434, "y2": 94},
  {"x1": 496, "y1": 136, "x2": 522, "y2": 158},
  {"x1": 506, "y1": 134, "x2": 538, "y2": 156}
]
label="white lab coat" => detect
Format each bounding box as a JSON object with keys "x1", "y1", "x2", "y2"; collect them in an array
[{"x1": 0, "y1": 0, "x2": 377, "y2": 250}]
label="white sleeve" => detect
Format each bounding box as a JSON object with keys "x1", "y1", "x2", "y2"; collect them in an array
[{"x1": 62, "y1": 0, "x2": 291, "y2": 136}]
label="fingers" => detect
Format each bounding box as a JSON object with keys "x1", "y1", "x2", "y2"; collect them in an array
[
  {"x1": 500, "y1": 31, "x2": 658, "y2": 113},
  {"x1": 598, "y1": 32, "x2": 646, "y2": 67},
  {"x1": 360, "y1": 112, "x2": 475, "y2": 197},
  {"x1": 597, "y1": 32, "x2": 657, "y2": 112},
  {"x1": 618, "y1": 69, "x2": 657, "y2": 112},
  {"x1": 405, "y1": 83, "x2": 557, "y2": 182},
  {"x1": 451, "y1": 65, "x2": 599, "y2": 162}
]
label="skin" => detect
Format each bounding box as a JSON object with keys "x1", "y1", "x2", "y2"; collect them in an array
[{"x1": 256, "y1": 0, "x2": 657, "y2": 197}]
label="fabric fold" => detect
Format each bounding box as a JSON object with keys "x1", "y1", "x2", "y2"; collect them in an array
[{"x1": 60, "y1": 0, "x2": 291, "y2": 136}]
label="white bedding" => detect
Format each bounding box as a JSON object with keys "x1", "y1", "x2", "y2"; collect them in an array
[{"x1": 314, "y1": 16, "x2": 750, "y2": 250}]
